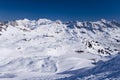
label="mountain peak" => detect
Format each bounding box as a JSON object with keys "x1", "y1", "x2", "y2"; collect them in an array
[{"x1": 100, "y1": 19, "x2": 107, "y2": 23}]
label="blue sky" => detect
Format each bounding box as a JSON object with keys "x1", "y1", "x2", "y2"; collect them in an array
[{"x1": 0, "y1": 0, "x2": 120, "y2": 21}]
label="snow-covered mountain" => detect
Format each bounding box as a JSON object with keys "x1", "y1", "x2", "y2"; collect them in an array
[{"x1": 0, "y1": 19, "x2": 120, "y2": 80}]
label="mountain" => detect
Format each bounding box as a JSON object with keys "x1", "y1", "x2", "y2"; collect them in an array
[{"x1": 0, "y1": 19, "x2": 119, "y2": 80}]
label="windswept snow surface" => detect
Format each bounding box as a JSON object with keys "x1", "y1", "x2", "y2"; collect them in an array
[{"x1": 0, "y1": 19, "x2": 120, "y2": 80}]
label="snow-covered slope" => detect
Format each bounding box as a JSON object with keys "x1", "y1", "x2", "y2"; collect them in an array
[
  {"x1": 61, "y1": 52, "x2": 120, "y2": 80},
  {"x1": 0, "y1": 19, "x2": 120, "y2": 80}
]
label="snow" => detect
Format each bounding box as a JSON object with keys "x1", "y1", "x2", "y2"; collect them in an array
[
  {"x1": 62, "y1": 53, "x2": 120, "y2": 80},
  {"x1": 0, "y1": 19, "x2": 119, "y2": 80}
]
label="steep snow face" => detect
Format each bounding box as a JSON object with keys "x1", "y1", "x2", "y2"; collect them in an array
[{"x1": 0, "y1": 19, "x2": 120, "y2": 79}]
